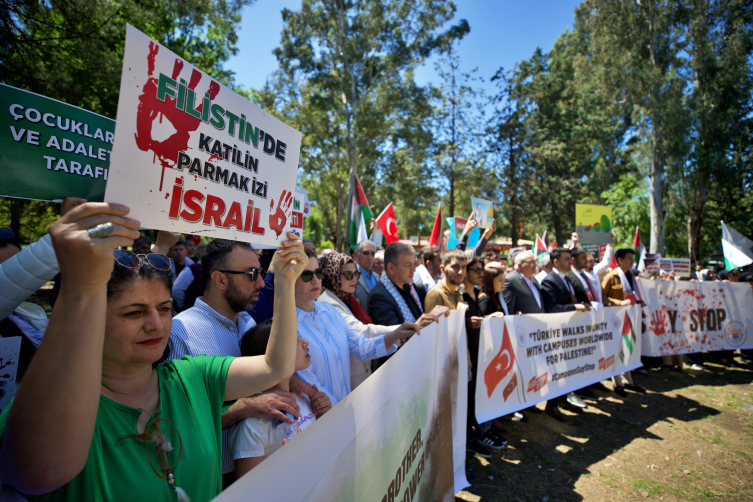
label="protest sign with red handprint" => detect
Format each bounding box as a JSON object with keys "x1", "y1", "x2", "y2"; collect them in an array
[{"x1": 269, "y1": 190, "x2": 294, "y2": 239}]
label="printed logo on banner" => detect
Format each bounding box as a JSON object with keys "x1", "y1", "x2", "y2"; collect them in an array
[
  {"x1": 724, "y1": 321, "x2": 747, "y2": 347},
  {"x1": 611, "y1": 315, "x2": 620, "y2": 331},
  {"x1": 516, "y1": 326, "x2": 526, "y2": 347},
  {"x1": 484, "y1": 324, "x2": 516, "y2": 398},
  {"x1": 527, "y1": 373, "x2": 548, "y2": 393},
  {"x1": 598, "y1": 355, "x2": 615, "y2": 370}
]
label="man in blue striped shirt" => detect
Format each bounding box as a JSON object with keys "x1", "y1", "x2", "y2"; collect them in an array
[{"x1": 168, "y1": 238, "x2": 331, "y2": 483}]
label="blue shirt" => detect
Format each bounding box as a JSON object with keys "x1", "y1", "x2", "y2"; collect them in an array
[
  {"x1": 358, "y1": 264, "x2": 377, "y2": 290},
  {"x1": 168, "y1": 297, "x2": 256, "y2": 474},
  {"x1": 296, "y1": 302, "x2": 396, "y2": 403}
]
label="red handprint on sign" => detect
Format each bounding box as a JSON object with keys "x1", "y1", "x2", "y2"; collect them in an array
[
  {"x1": 269, "y1": 190, "x2": 294, "y2": 238},
  {"x1": 650, "y1": 310, "x2": 666, "y2": 335},
  {"x1": 134, "y1": 41, "x2": 220, "y2": 190}
]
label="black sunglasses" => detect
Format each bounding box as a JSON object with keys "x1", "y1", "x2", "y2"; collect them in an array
[
  {"x1": 0, "y1": 227, "x2": 15, "y2": 240},
  {"x1": 300, "y1": 268, "x2": 324, "y2": 282},
  {"x1": 219, "y1": 267, "x2": 267, "y2": 282},
  {"x1": 468, "y1": 267, "x2": 484, "y2": 274},
  {"x1": 114, "y1": 250, "x2": 172, "y2": 272},
  {"x1": 341, "y1": 271, "x2": 362, "y2": 281}
]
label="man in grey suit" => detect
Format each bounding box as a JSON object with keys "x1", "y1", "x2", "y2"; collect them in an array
[{"x1": 354, "y1": 240, "x2": 378, "y2": 310}]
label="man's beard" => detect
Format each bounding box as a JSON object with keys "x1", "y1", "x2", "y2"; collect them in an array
[
  {"x1": 446, "y1": 275, "x2": 461, "y2": 286},
  {"x1": 225, "y1": 276, "x2": 257, "y2": 313}
]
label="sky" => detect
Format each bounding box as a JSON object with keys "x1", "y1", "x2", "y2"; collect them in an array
[{"x1": 225, "y1": 0, "x2": 584, "y2": 96}]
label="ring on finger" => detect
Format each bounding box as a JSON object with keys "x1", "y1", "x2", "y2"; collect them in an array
[{"x1": 88, "y1": 222, "x2": 115, "y2": 239}]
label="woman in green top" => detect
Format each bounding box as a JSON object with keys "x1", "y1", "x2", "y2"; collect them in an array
[{"x1": 0, "y1": 202, "x2": 308, "y2": 501}]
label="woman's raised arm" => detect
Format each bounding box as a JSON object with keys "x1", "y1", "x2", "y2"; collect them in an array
[
  {"x1": 224, "y1": 233, "x2": 308, "y2": 401},
  {"x1": 0, "y1": 203, "x2": 140, "y2": 495}
]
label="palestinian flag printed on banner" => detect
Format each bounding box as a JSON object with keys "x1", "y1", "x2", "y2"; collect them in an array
[
  {"x1": 350, "y1": 175, "x2": 373, "y2": 251},
  {"x1": 721, "y1": 221, "x2": 753, "y2": 271},
  {"x1": 619, "y1": 310, "x2": 636, "y2": 364}
]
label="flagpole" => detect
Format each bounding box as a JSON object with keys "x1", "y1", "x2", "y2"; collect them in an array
[{"x1": 344, "y1": 173, "x2": 355, "y2": 253}]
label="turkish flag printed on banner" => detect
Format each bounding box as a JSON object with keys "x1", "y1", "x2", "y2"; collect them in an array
[
  {"x1": 375, "y1": 202, "x2": 400, "y2": 244},
  {"x1": 484, "y1": 323, "x2": 516, "y2": 398},
  {"x1": 502, "y1": 371, "x2": 517, "y2": 401}
]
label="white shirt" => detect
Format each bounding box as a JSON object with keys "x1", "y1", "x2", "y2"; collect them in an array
[
  {"x1": 230, "y1": 394, "x2": 316, "y2": 460},
  {"x1": 534, "y1": 270, "x2": 548, "y2": 285},
  {"x1": 593, "y1": 245, "x2": 614, "y2": 276},
  {"x1": 413, "y1": 265, "x2": 438, "y2": 291},
  {"x1": 522, "y1": 275, "x2": 542, "y2": 309},
  {"x1": 172, "y1": 265, "x2": 197, "y2": 309},
  {"x1": 296, "y1": 302, "x2": 397, "y2": 403},
  {"x1": 170, "y1": 256, "x2": 194, "y2": 277}
]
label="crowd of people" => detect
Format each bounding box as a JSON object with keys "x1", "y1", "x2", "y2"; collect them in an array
[{"x1": 0, "y1": 199, "x2": 751, "y2": 500}]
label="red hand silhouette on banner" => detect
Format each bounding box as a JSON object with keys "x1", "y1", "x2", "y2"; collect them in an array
[
  {"x1": 484, "y1": 323, "x2": 515, "y2": 398},
  {"x1": 269, "y1": 190, "x2": 293, "y2": 238}
]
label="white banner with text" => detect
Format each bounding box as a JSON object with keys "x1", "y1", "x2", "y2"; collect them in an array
[
  {"x1": 214, "y1": 311, "x2": 469, "y2": 502},
  {"x1": 638, "y1": 279, "x2": 753, "y2": 356},
  {"x1": 475, "y1": 307, "x2": 642, "y2": 424},
  {"x1": 105, "y1": 25, "x2": 302, "y2": 246}
]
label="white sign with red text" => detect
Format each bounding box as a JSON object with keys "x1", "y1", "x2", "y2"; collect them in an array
[
  {"x1": 638, "y1": 279, "x2": 753, "y2": 356},
  {"x1": 474, "y1": 307, "x2": 642, "y2": 424},
  {"x1": 105, "y1": 25, "x2": 301, "y2": 246}
]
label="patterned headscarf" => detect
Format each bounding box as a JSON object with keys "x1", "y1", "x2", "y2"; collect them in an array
[{"x1": 320, "y1": 252, "x2": 353, "y2": 303}]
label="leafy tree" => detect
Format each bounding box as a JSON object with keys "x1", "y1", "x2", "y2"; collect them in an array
[{"x1": 270, "y1": 0, "x2": 468, "y2": 249}]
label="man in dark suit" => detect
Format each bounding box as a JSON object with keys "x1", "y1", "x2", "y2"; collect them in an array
[
  {"x1": 541, "y1": 247, "x2": 591, "y2": 314},
  {"x1": 567, "y1": 247, "x2": 596, "y2": 306},
  {"x1": 368, "y1": 241, "x2": 440, "y2": 328},
  {"x1": 540, "y1": 247, "x2": 591, "y2": 419},
  {"x1": 502, "y1": 251, "x2": 543, "y2": 315}
]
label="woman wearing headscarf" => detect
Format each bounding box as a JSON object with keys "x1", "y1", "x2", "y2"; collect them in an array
[{"x1": 317, "y1": 252, "x2": 401, "y2": 389}]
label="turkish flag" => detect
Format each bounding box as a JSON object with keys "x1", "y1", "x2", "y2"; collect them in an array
[
  {"x1": 502, "y1": 372, "x2": 517, "y2": 401},
  {"x1": 484, "y1": 323, "x2": 515, "y2": 398},
  {"x1": 375, "y1": 202, "x2": 400, "y2": 244},
  {"x1": 428, "y1": 204, "x2": 442, "y2": 248}
]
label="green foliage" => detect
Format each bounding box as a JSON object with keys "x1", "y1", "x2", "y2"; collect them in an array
[
  {"x1": 601, "y1": 175, "x2": 650, "y2": 249},
  {"x1": 265, "y1": 0, "x2": 468, "y2": 249}
]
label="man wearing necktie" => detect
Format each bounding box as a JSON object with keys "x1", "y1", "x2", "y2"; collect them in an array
[{"x1": 539, "y1": 247, "x2": 592, "y2": 420}]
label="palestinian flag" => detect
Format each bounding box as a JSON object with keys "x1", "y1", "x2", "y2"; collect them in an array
[
  {"x1": 633, "y1": 226, "x2": 646, "y2": 271},
  {"x1": 349, "y1": 175, "x2": 373, "y2": 251},
  {"x1": 534, "y1": 234, "x2": 547, "y2": 260},
  {"x1": 619, "y1": 310, "x2": 635, "y2": 363},
  {"x1": 721, "y1": 221, "x2": 753, "y2": 271}
]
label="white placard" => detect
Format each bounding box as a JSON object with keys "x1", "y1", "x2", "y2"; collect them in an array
[
  {"x1": 105, "y1": 25, "x2": 302, "y2": 246},
  {"x1": 475, "y1": 307, "x2": 642, "y2": 424}
]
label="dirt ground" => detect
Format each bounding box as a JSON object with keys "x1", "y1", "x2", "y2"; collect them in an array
[{"x1": 457, "y1": 359, "x2": 753, "y2": 502}]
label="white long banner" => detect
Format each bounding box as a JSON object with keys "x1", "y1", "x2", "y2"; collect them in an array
[
  {"x1": 214, "y1": 311, "x2": 469, "y2": 502},
  {"x1": 638, "y1": 279, "x2": 753, "y2": 356},
  {"x1": 475, "y1": 307, "x2": 642, "y2": 424}
]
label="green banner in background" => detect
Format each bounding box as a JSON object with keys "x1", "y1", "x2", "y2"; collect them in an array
[{"x1": 0, "y1": 83, "x2": 115, "y2": 201}]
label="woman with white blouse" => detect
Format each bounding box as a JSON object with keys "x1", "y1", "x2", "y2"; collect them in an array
[
  {"x1": 295, "y1": 247, "x2": 419, "y2": 403},
  {"x1": 317, "y1": 252, "x2": 402, "y2": 390}
]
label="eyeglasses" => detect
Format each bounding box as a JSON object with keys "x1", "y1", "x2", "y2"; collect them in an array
[
  {"x1": 114, "y1": 250, "x2": 172, "y2": 272},
  {"x1": 219, "y1": 267, "x2": 267, "y2": 282},
  {"x1": 360, "y1": 251, "x2": 375, "y2": 256},
  {"x1": 341, "y1": 271, "x2": 362, "y2": 280},
  {"x1": 0, "y1": 227, "x2": 15, "y2": 240},
  {"x1": 468, "y1": 267, "x2": 484, "y2": 274},
  {"x1": 300, "y1": 268, "x2": 324, "y2": 282}
]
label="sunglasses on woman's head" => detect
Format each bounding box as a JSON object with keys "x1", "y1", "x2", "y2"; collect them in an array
[
  {"x1": 114, "y1": 250, "x2": 172, "y2": 272},
  {"x1": 300, "y1": 268, "x2": 324, "y2": 282},
  {"x1": 341, "y1": 271, "x2": 362, "y2": 281}
]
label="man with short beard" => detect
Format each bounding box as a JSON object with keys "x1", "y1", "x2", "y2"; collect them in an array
[{"x1": 169, "y1": 238, "x2": 329, "y2": 485}]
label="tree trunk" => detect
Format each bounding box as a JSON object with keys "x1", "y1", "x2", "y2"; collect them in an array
[
  {"x1": 647, "y1": 0, "x2": 665, "y2": 254},
  {"x1": 10, "y1": 199, "x2": 26, "y2": 239}
]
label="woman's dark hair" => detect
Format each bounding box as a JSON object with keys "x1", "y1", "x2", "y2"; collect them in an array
[
  {"x1": 303, "y1": 246, "x2": 318, "y2": 261},
  {"x1": 480, "y1": 265, "x2": 505, "y2": 313},
  {"x1": 240, "y1": 319, "x2": 273, "y2": 357},
  {"x1": 107, "y1": 260, "x2": 174, "y2": 367}
]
